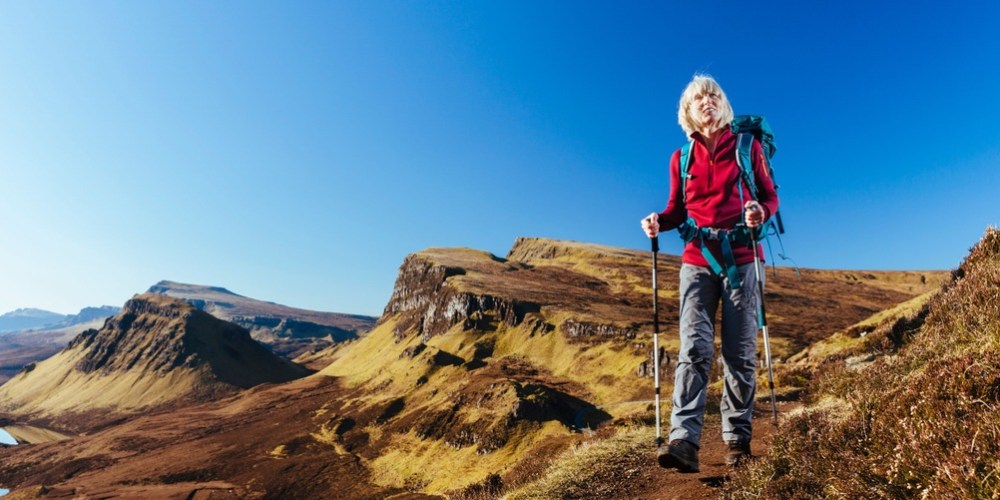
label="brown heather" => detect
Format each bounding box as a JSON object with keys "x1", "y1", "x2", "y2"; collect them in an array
[{"x1": 726, "y1": 227, "x2": 1000, "y2": 499}]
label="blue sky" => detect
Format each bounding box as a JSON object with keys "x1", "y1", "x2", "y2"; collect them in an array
[{"x1": 0, "y1": 1, "x2": 997, "y2": 316}]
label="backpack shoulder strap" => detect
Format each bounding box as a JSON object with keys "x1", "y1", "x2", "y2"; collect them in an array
[
  {"x1": 735, "y1": 133, "x2": 758, "y2": 200},
  {"x1": 679, "y1": 141, "x2": 693, "y2": 204}
]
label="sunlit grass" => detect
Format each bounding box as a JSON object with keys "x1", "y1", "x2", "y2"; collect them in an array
[
  {"x1": 503, "y1": 425, "x2": 653, "y2": 500},
  {"x1": 727, "y1": 228, "x2": 1000, "y2": 498},
  {"x1": 369, "y1": 421, "x2": 568, "y2": 494}
]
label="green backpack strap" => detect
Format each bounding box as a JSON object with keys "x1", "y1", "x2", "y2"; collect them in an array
[
  {"x1": 735, "y1": 133, "x2": 758, "y2": 200},
  {"x1": 735, "y1": 132, "x2": 775, "y2": 245},
  {"x1": 679, "y1": 141, "x2": 694, "y2": 205},
  {"x1": 732, "y1": 115, "x2": 785, "y2": 234}
]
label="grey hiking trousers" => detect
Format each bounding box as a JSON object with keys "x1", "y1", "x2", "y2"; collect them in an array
[{"x1": 669, "y1": 262, "x2": 761, "y2": 447}]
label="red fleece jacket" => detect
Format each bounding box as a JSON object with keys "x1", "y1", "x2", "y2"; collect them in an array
[{"x1": 657, "y1": 127, "x2": 780, "y2": 267}]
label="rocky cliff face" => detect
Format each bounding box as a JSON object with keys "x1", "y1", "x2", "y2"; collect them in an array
[
  {"x1": 561, "y1": 319, "x2": 638, "y2": 340},
  {"x1": 381, "y1": 241, "x2": 664, "y2": 351},
  {"x1": 382, "y1": 252, "x2": 545, "y2": 342},
  {"x1": 71, "y1": 296, "x2": 190, "y2": 374},
  {"x1": 69, "y1": 294, "x2": 309, "y2": 387}
]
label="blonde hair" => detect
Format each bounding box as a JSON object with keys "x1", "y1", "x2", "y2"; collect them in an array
[{"x1": 677, "y1": 74, "x2": 734, "y2": 138}]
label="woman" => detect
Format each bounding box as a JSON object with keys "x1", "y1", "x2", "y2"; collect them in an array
[{"x1": 641, "y1": 74, "x2": 779, "y2": 472}]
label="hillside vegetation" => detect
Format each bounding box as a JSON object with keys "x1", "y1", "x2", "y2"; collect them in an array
[
  {"x1": 727, "y1": 228, "x2": 1000, "y2": 498},
  {"x1": 317, "y1": 237, "x2": 942, "y2": 495},
  {"x1": 0, "y1": 238, "x2": 946, "y2": 498}
]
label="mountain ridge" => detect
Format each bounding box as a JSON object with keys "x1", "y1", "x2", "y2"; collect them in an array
[
  {"x1": 0, "y1": 308, "x2": 71, "y2": 333},
  {"x1": 147, "y1": 280, "x2": 376, "y2": 362},
  {"x1": 0, "y1": 293, "x2": 309, "y2": 426},
  {"x1": 0, "y1": 306, "x2": 121, "y2": 334}
]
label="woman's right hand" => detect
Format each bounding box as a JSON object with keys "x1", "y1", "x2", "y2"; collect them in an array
[{"x1": 641, "y1": 213, "x2": 660, "y2": 238}]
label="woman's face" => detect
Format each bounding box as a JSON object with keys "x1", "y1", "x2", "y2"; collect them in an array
[{"x1": 691, "y1": 88, "x2": 723, "y2": 126}]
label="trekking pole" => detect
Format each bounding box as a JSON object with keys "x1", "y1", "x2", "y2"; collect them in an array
[
  {"x1": 751, "y1": 239, "x2": 779, "y2": 428},
  {"x1": 651, "y1": 236, "x2": 664, "y2": 445}
]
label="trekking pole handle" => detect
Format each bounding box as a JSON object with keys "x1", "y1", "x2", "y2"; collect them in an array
[{"x1": 651, "y1": 236, "x2": 659, "y2": 253}]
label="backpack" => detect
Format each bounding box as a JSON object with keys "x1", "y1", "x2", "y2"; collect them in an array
[{"x1": 675, "y1": 115, "x2": 796, "y2": 284}]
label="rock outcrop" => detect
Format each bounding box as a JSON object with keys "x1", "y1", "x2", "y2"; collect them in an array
[
  {"x1": 561, "y1": 320, "x2": 639, "y2": 340},
  {"x1": 383, "y1": 252, "x2": 544, "y2": 342}
]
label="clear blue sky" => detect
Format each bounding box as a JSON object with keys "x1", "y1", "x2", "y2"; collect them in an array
[{"x1": 1, "y1": 1, "x2": 997, "y2": 317}]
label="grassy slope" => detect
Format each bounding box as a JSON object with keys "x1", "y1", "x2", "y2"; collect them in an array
[
  {"x1": 316, "y1": 238, "x2": 942, "y2": 495},
  {"x1": 0, "y1": 348, "x2": 206, "y2": 416},
  {"x1": 2, "y1": 424, "x2": 71, "y2": 444},
  {"x1": 317, "y1": 245, "x2": 674, "y2": 493},
  {"x1": 726, "y1": 228, "x2": 1000, "y2": 498},
  {"x1": 320, "y1": 318, "x2": 623, "y2": 494}
]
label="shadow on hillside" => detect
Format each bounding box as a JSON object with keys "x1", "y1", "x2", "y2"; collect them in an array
[{"x1": 507, "y1": 382, "x2": 613, "y2": 431}]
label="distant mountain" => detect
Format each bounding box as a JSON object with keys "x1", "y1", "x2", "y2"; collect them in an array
[
  {"x1": 147, "y1": 280, "x2": 377, "y2": 363},
  {"x1": 0, "y1": 306, "x2": 120, "y2": 334},
  {"x1": 0, "y1": 306, "x2": 121, "y2": 385},
  {"x1": 53, "y1": 306, "x2": 120, "y2": 328},
  {"x1": 0, "y1": 293, "x2": 309, "y2": 423},
  {"x1": 0, "y1": 308, "x2": 67, "y2": 333}
]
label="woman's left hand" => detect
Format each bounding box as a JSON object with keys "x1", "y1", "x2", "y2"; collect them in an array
[{"x1": 744, "y1": 201, "x2": 765, "y2": 228}]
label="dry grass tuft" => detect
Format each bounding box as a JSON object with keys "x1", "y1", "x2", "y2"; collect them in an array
[
  {"x1": 726, "y1": 228, "x2": 1000, "y2": 498},
  {"x1": 503, "y1": 426, "x2": 653, "y2": 500}
]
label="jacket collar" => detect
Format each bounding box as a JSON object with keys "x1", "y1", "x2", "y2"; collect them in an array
[{"x1": 691, "y1": 126, "x2": 732, "y2": 147}]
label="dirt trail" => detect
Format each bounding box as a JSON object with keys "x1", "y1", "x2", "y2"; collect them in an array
[{"x1": 605, "y1": 401, "x2": 798, "y2": 500}]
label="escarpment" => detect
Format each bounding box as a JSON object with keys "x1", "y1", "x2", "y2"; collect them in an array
[
  {"x1": 381, "y1": 244, "x2": 654, "y2": 345},
  {"x1": 382, "y1": 250, "x2": 548, "y2": 342}
]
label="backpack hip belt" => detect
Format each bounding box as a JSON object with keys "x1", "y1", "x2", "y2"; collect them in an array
[{"x1": 677, "y1": 217, "x2": 756, "y2": 289}]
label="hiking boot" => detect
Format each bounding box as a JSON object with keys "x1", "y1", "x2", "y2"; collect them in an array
[
  {"x1": 725, "y1": 440, "x2": 751, "y2": 467},
  {"x1": 657, "y1": 439, "x2": 700, "y2": 472}
]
